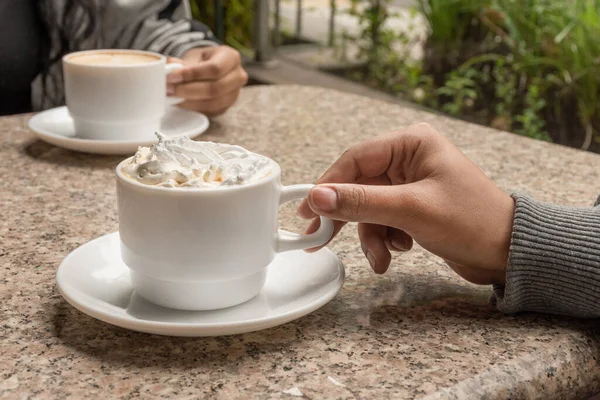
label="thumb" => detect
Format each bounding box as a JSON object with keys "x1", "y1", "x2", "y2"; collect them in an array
[
  {"x1": 307, "y1": 184, "x2": 416, "y2": 227},
  {"x1": 167, "y1": 56, "x2": 184, "y2": 64},
  {"x1": 166, "y1": 57, "x2": 186, "y2": 84}
]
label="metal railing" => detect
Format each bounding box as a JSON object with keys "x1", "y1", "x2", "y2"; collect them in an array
[
  {"x1": 196, "y1": 0, "x2": 338, "y2": 63},
  {"x1": 254, "y1": 0, "x2": 272, "y2": 62}
]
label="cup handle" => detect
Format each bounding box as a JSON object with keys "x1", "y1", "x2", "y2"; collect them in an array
[
  {"x1": 165, "y1": 63, "x2": 185, "y2": 106},
  {"x1": 276, "y1": 184, "x2": 335, "y2": 253}
]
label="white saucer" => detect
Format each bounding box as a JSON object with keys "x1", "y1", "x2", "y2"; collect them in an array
[
  {"x1": 28, "y1": 106, "x2": 209, "y2": 155},
  {"x1": 56, "y1": 232, "x2": 345, "y2": 337}
]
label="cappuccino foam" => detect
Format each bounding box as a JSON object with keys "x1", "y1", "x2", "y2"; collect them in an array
[
  {"x1": 122, "y1": 133, "x2": 272, "y2": 188},
  {"x1": 69, "y1": 52, "x2": 159, "y2": 66}
]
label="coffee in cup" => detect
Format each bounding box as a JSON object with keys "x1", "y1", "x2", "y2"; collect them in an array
[
  {"x1": 68, "y1": 52, "x2": 160, "y2": 66},
  {"x1": 116, "y1": 134, "x2": 334, "y2": 310}
]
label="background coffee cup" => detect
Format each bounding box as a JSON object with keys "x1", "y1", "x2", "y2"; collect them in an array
[
  {"x1": 116, "y1": 157, "x2": 335, "y2": 311},
  {"x1": 63, "y1": 49, "x2": 183, "y2": 141}
]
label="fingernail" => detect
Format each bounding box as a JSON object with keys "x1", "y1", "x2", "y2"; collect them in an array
[
  {"x1": 366, "y1": 250, "x2": 376, "y2": 270},
  {"x1": 166, "y1": 85, "x2": 175, "y2": 95},
  {"x1": 390, "y1": 238, "x2": 410, "y2": 252},
  {"x1": 167, "y1": 73, "x2": 183, "y2": 84},
  {"x1": 310, "y1": 187, "x2": 337, "y2": 213}
]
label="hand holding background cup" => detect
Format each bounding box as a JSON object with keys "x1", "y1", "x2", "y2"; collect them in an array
[{"x1": 167, "y1": 45, "x2": 248, "y2": 117}]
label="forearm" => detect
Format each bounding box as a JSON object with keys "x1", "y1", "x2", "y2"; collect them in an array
[{"x1": 492, "y1": 194, "x2": 600, "y2": 318}]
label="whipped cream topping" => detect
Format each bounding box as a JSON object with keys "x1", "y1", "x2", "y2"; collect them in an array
[{"x1": 122, "y1": 133, "x2": 272, "y2": 188}]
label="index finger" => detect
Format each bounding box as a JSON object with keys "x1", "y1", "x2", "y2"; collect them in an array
[
  {"x1": 297, "y1": 132, "x2": 399, "y2": 219},
  {"x1": 298, "y1": 123, "x2": 441, "y2": 218},
  {"x1": 182, "y1": 48, "x2": 240, "y2": 82},
  {"x1": 318, "y1": 133, "x2": 398, "y2": 184}
]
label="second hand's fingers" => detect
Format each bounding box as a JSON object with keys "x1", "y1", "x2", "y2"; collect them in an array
[
  {"x1": 167, "y1": 56, "x2": 184, "y2": 64},
  {"x1": 358, "y1": 223, "x2": 391, "y2": 274},
  {"x1": 303, "y1": 218, "x2": 347, "y2": 253},
  {"x1": 178, "y1": 90, "x2": 241, "y2": 116},
  {"x1": 171, "y1": 68, "x2": 248, "y2": 100},
  {"x1": 181, "y1": 47, "x2": 241, "y2": 82},
  {"x1": 385, "y1": 227, "x2": 414, "y2": 252}
]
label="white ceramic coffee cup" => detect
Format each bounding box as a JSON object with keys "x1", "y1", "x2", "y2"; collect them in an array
[
  {"x1": 116, "y1": 156, "x2": 335, "y2": 311},
  {"x1": 63, "y1": 49, "x2": 183, "y2": 141}
]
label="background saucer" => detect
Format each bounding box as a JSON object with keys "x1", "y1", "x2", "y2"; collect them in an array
[{"x1": 28, "y1": 106, "x2": 209, "y2": 155}]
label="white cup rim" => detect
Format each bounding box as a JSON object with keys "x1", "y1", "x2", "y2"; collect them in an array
[
  {"x1": 63, "y1": 49, "x2": 166, "y2": 69},
  {"x1": 115, "y1": 155, "x2": 282, "y2": 194}
]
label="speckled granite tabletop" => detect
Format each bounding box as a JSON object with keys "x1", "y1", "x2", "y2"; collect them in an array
[{"x1": 2, "y1": 85, "x2": 600, "y2": 399}]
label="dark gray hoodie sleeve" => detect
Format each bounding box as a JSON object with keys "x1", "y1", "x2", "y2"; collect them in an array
[{"x1": 492, "y1": 193, "x2": 600, "y2": 318}]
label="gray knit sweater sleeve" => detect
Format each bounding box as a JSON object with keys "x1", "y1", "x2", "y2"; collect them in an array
[
  {"x1": 32, "y1": 0, "x2": 218, "y2": 110},
  {"x1": 492, "y1": 193, "x2": 600, "y2": 318}
]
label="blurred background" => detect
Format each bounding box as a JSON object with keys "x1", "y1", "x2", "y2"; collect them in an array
[{"x1": 191, "y1": 0, "x2": 600, "y2": 152}]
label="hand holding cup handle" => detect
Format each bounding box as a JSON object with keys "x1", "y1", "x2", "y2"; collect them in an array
[{"x1": 276, "y1": 184, "x2": 335, "y2": 252}]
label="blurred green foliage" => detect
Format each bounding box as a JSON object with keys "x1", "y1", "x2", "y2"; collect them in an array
[
  {"x1": 340, "y1": 0, "x2": 600, "y2": 149},
  {"x1": 190, "y1": 0, "x2": 253, "y2": 51}
]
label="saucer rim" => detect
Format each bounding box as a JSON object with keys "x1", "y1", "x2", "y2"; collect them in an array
[
  {"x1": 56, "y1": 232, "x2": 345, "y2": 337},
  {"x1": 27, "y1": 105, "x2": 209, "y2": 145}
]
